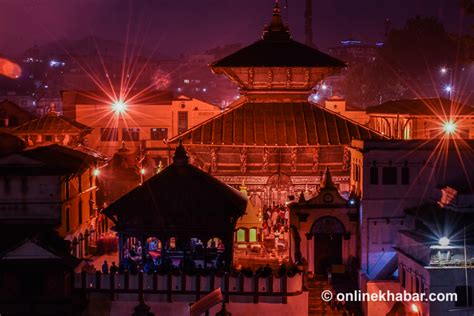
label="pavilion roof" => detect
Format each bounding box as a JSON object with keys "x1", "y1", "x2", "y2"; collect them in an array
[
  {"x1": 102, "y1": 143, "x2": 247, "y2": 240},
  {"x1": 170, "y1": 101, "x2": 385, "y2": 146},
  {"x1": 13, "y1": 112, "x2": 91, "y2": 133}
]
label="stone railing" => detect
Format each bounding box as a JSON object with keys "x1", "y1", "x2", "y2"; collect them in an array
[{"x1": 75, "y1": 271, "x2": 303, "y2": 304}]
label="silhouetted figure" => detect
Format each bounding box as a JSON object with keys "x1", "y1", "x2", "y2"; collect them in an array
[
  {"x1": 110, "y1": 262, "x2": 118, "y2": 274},
  {"x1": 102, "y1": 260, "x2": 109, "y2": 274}
]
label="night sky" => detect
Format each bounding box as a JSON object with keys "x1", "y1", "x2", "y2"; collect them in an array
[{"x1": 0, "y1": 0, "x2": 470, "y2": 58}]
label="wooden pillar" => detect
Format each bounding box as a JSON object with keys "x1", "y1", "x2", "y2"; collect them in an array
[
  {"x1": 118, "y1": 233, "x2": 125, "y2": 265},
  {"x1": 141, "y1": 235, "x2": 147, "y2": 264},
  {"x1": 306, "y1": 234, "x2": 314, "y2": 274},
  {"x1": 224, "y1": 230, "x2": 234, "y2": 270},
  {"x1": 203, "y1": 244, "x2": 207, "y2": 268}
]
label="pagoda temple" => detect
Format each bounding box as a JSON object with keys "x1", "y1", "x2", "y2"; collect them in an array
[{"x1": 170, "y1": 2, "x2": 384, "y2": 208}]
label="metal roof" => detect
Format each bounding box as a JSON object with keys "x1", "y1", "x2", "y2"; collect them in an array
[{"x1": 172, "y1": 101, "x2": 384, "y2": 146}]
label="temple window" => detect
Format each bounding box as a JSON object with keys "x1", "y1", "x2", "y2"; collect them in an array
[
  {"x1": 370, "y1": 166, "x2": 378, "y2": 185},
  {"x1": 122, "y1": 128, "x2": 140, "y2": 141},
  {"x1": 151, "y1": 128, "x2": 168, "y2": 140},
  {"x1": 382, "y1": 167, "x2": 397, "y2": 185},
  {"x1": 100, "y1": 128, "x2": 118, "y2": 141},
  {"x1": 249, "y1": 228, "x2": 257, "y2": 242},
  {"x1": 401, "y1": 166, "x2": 410, "y2": 185},
  {"x1": 237, "y1": 228, "x2": 246, "y2": 242}
]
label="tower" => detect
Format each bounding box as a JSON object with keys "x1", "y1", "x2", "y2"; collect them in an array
[{"x1": 304, "y1": 0, "x2": 314, "y2": 47}]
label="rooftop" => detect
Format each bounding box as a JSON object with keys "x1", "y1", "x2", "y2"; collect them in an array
[
  {"x1": 171, "y1": 101, "x2": 385, "y2": 146},
  {"x1": 0, "y1": 144, "x2": 104, "y2": 175},
  {"x1": 103, "y1": 143, "x2": 247, "y2": 239},
  {"x1": 13, "y1": 112, "x2": 91, "y2": 133},
  {"x1": 62, "y1": 90, "x2": 174, "y2": 105},
  {"x1": 366, "y1": 98, "x2": 474, "y2": 116},
  {"x1": 210, "y1": 2, "x2": 345, "y2": 69}
]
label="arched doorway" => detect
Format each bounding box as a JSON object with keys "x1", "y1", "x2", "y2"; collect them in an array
[
  {"x1": 267, "y1": 172, "x2": 293, "y2": 206},
  {"x1": 311, "y1": 216, "x2": 346, "y2": 274}
]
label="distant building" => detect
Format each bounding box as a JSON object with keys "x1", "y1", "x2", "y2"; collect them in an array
[
  {"x1": 391, "y1": 198, "x2": 474, "y2": 316},
  {"x1": 0, "y1": 144, "x2": 107, "y2": 257},
  {"x1": 0, "y1": 93, "x2": 36, "y2": 114},
  {"x1": 328, "y1": 39, "x2": 380, "y2": 65},
  {"x1": 61, "y1": 90, "x2": 222, "y2": 159},
  {"x1": 0, "y1": 228, "x2": 83, "y2": 315},
  {"x1": 366, "y1": 98, "x2": 474, "y2": 139},
  {"x1": 348, "y1": 139, "x2": 474, "y2": 315},
  {"x1": 323, "y1": 96, "x2": 370, "y2": 125},
  {"x1": 0, "y1": 99, "x2": 36, "y2": 129},
  {"x1": 12, "y1": 107, "x2": 92, "y2": 147}
]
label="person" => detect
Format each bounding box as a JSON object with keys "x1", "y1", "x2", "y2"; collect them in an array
[
  {"x1": 102, "y1": 260, "x2": 109, "y2": 274},
  {"x1": 110, "y1": 261, "x2": 118, "y2": 274}
]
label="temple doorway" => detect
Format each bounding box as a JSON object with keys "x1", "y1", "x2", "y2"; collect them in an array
[{"x1": 311, "y1": 216, "x2": 346, "y2": 274}]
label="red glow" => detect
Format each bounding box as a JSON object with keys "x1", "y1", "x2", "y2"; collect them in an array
[{"x1": 0, "y1": 58, "x2": 21, "y2": 79}]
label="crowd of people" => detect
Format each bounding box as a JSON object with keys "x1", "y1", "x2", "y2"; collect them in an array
[{"x1": 262, "y1": 204, "x2": 290, "y2": 242}]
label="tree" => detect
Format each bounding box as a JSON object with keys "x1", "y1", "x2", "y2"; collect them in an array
[{"x1": 339, "y1": 16, "x2": 458, "y2": 107}]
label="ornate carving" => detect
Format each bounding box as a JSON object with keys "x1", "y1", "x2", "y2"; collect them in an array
[
  {"x1": 343, "y1": 147, "x2": 351, "y2": 171},
  {"x1": 210, "y1": 148, "x2": 218, "y2": 173},
  {"x1": 290, "y1": 148, "x2": 298, "y2": 172},
  {"x1": 262, "y1": 148, "x2": 269, "y2": 172},
  {"x1": 240, "y1": 147, "x2": 248, "y2": 173},
  {"x1": 304, "y1": 68, "x2": 311, "y2": 87},
  {"x1": 286, "y1": 68, "x2": 292, "y2": 88},
  {"x1": 267, "y1": 69, "x2": 273, "y2": 88},
  {"x1": 248, "y1": 68, "x2": 254, "y2": 86},
  {"x1": 312, "y1": 147, "x2": 320, "y2": 172}
]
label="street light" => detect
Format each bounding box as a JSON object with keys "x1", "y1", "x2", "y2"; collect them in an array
[
  {"x1": 112, "y1": 99, "x2": 127, "y2": 114},
  {"x1": 411, "y1": 303, "x2": 421, "y2": 315},
  {"x1": 439, "y1": 237, "x2": 450, "y2": 247},
  {"x1": 440, "y1": 67, "x2": 448, "y2": 75},
  {"x1": 309, "y1": 93, "x2": 320, "y2": 103},
  {"x1": 442, "y1": 121, "x2": 456, "y2": 136}
]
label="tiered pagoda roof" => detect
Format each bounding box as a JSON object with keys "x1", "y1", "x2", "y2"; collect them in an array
[
  {"x1": 171, "y1": 2, "x2": 384, "y2": 146},
  {"x1": 174, "y1": 101, "x2": 384, "y2": 146}
]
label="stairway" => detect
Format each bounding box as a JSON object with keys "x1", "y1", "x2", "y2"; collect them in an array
[{"x1": 307, "y1": 279, "x2": 346, "y2": 316}]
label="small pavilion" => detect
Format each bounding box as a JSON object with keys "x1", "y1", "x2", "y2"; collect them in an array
[{"x1": 102, "y1": 142, "x2": 247, "y2": 269}]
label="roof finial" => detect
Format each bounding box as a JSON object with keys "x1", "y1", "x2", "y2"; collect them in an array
[
  {"x1": 262, "y1": 0, "x2": 291, "y2": 41},
  {"x1": 173, "y1": 139, "x2": 189, "y2": 165},
  {"x1": 321, "y1": 167, "x2": 336, "y2": 189}
]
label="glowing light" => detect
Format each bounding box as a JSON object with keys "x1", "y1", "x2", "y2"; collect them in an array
[
  {"x1": 439, "y1": 237, "x2": 450, "y2": 247},
  {"x1": 310, "y1": 94, "x2": 320, "y2": 102},
  {"x1": 440, "y1": 67, "x2": 447, "y2": 74},
  {"x1": 411, "y1": 304, "x2": 419, "y2": 313},
  {"x1": 140, "y1": 168, "x2": 146, "y2": 175},
  {"x1": 0, "y1": 57, "x2": 22, "y2": 79},
  {"x1": 444, "y1": 85, "x2": 453, "y2": 93},
  {"x1": 349, "y1": 199, "x2": 356, "y2": 205},
  {"x1": 112, "y1": 100, "x2": 127, "y2": 114},
  {"x1": 442, "y1": 121, "x2": 456, "y2": 135},
  {"x1": 92, "y1": 168, "x2": 100, "y2": 176}
]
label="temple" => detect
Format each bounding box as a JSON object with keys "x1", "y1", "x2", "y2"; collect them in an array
[
  {"x1": 169, "y1": 1, "x2": 385, "y2": 272},
  {"x1": 103, "y1": 142, "x2": 247, "y2": 270}
]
